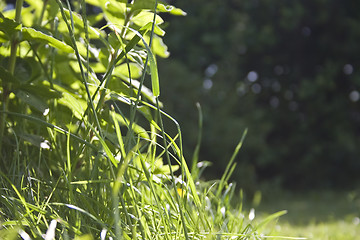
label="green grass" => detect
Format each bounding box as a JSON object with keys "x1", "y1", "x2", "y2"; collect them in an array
[{"x1": 254, "y1": 190, "x2": 360, "y2": 239}]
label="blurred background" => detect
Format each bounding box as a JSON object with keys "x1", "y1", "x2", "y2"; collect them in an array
[{"x1": 159, "y1": 0, "x2": 360, "y2": 192}]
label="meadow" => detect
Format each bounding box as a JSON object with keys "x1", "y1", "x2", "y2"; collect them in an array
[{"x1": 254, "y1": 190, "x2": 360, "y2": 239}]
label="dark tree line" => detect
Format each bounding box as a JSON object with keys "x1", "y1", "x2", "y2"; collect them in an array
[{"x1": 159, "y1": 0, "x2": 360, "y2": 190}]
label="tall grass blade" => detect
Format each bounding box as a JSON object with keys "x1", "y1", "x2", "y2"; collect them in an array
[{"x1": 216, "y1": 128, "x2": 247, "y2": 198}]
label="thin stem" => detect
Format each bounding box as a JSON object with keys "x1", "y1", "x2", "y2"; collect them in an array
[
  {"x1": 126, "y1": 1, "x2": 158, "y2": 152},
  {"x1": 38, "y1": 0, "x2": 49, "y2": 26},
  {"x1": 0, "y1": 0, "x2": 24, "y2": 159}
]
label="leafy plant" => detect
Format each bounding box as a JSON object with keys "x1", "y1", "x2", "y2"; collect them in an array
[{"x1": 0, "y1": 0, "x2": 285, "y2": 239}]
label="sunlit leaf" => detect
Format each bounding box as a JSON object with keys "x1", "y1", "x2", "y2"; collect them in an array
[
  {"x1": 140, "y1": 22, "x2": 165, "y2": 36},
  {"x1": 114, "y1": 62, "x2": 142, "y2": 80},
  {"x1": 100, "y1": 0, "x2": 126, "y2": 26},
  {"x1": 108, "y1": 101, "x2": 150, "y2": 140},
  {"x1": 0, "y1": 32, "x2": 7, "y2": 42},
  {"x1": 58, "y1": 9, "x2": 103, "y2": 39},
  {"x1": 151, "y1": 35, "x2": 169, "y2": 58},
  {"x1": 132, "y1": 11, "x2": 164, "y2": 27},
  {"x1": 22, "y1": 27, "x2": 73, "y2": 53},
  {"x1": 131, "y1": 0, "x2": 156, "y2": 11},
  {"x1": 54, "y1": 84, "x2": 87, "y2": 120},
  {"x1": 74, "y1": 234, "x2": 94, "y2": 240},
  {"x1": 153, "y1": 158, "x2": 179, "y2": 175},
  {"x1": 0, "y1": 15, "x2": 21, "y2": 40},
  {"x1": 157, "y1": 4, "x2": 187, "y2": 16},
  {"x1": 85, "y1": 0, "x2": 101, "y2": 7},
  {"x1": 147, "y1": 47, "x2": 159, "y2": 97}
]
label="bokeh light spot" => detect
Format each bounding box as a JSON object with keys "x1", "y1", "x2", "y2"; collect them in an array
[{"x1": 247, "y1": 71, "x2": 258, "y2": 82}]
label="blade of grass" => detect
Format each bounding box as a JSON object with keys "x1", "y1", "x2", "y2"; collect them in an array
[
  {"x1": 0, "y1": 111, "x2": 97, "y2": 151},
  {"x1": 216, "y1": 128, "x2": 247, "y2": 199},
  {"x1": 55, "y1": 0, "x2": 103, "y2": 138},
  {"x1": 191, "y1": 103, "x2": 203, "y2": 180}
]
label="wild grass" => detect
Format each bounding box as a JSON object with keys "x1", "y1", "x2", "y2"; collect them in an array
[{"x1": 0, "y1": 0, "x2": 287, "y2": 239}]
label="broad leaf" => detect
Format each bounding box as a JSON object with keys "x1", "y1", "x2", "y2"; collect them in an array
[
  {"x1": 131, "y1": 1, "x2": 187, "y2": 16},
  {"x1": 17, "y1": 133, "x2": 50, "y2": 149},
  {"x1": 0, "y1": 65, "x2": 19, "y2": 85},
  {"x1": 100, "y1": 0, "x2": 126, "y2": 27},
  {"x1": 20, "y1": 82, "x2": 62, "y2": 100},
  {"x1": 157, "y1": 4, "x2": 187, "y2": 16},
  {"x1": 111, "y1": 111, "x2": 150, "y2": 141},
  {"x1": 57, "y1": 9, "x2": 103, "y2": 39},
  {"x1": 114, "y1": 62, "x2": 142, "y2": 80},
  {"x1": 13, "y1": 58, "x2": 32, "y2": 83},
  {"x1": 132, "y1": 11, "x2": 164, "y2": 27},
  {"x1": 54, "y1": 84, "x2": 87, "y2": 120},
  {"x1": 0, "y1": 15, "x2": 21, "y2": 40},
  {"x1": 151, "y1": 35, "x2": 169, "y2": 58},
  {"x1": 131, "y1": 0, "x2": 157, "y2": 11},
  {"x1": 140, "y1": 22, "x2": 165, "y2": 36},
  {"x1": 22, "y1": 27, "x2": 73, "y2": 53},
  {"x1": 15, "y1": 90, "x2": 49, "y2": 115}
]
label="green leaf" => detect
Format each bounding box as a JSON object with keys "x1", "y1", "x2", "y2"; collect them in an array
[
  {"x1": 85, "y1": 0, "x2": 101, "y2": 7},
  {"x1": 0, "y1": 32, "x2": 7, "y2": 43},
  {"x1": 17, "y1": 133, "x2": 50, "y2": 149},
  {"x1": 140, "y1": 22, "x2": 165, "y2": 36},
  {"x1": 22, "y1": 27, "x2": 73, "y2": 53},
  {"x1": 130, "y1": 0, "x2": 187, "y2": 16},
  {"x1": 54, "y1": 84, "x2": 87, "y2": 120},
  {"x1": 0, "y1": 15, "x2": 21, "y2": 40},
  {"x1": 73, "y1": 234, "x2": 94, "y2": 240},
  {"x1": 157, "y1": 4, "x2": 187, "y2": 16},
  {"x1": 114, "y1": 27, "x2": 160, "y2": 97},
  {"x1": 99, "y1": 0, "x2": 126, "y2": 26},
  {"x1": 108, "y1": 32, "x2": 121, "y2": 50},
  {"x1": 153, "y1": 159, "x2": 179, "y2": 175},
  {"x1": 131, "y1": 0, "x2": 156, "y2": 11},
  {"x1": 0, "y1": 65, "x2": 19, "y2": 85},
  {"x1": 86, "y1": 122, "x2": 118, "y2": 167},
  {"x1": 114, "y1": 62, "x2": 143, "y2": 80},
  {"x1": 151, "y1": 35, "x2": 169, "y2": 58},
  {"x1": 58, "y1": 9, "x2": 103, "y2": 39},
  {"x1": 132, "y1": 11, "x2": 164, "y2": 27},
  {"x1": 147, "y1": 46, "x2": 159, "y2": 97},
  {"x1": 20, "y1": 82, "x2": 62, "y2": 100},
  {"x1": 13, "y1": 58, "x2": 32, "y2": 82},
  {"x1": 108, "y1": 99, "x2": 150, "y2": 140},
  {"x1": 15, "y1": 90, "x2": 49, "y2": 115},
  {"x1": 102, "y1": 0, "x2": 126, "y2": 14}
]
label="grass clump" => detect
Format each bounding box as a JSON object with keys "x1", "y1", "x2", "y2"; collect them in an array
[{"x1": 0, "y1": 0, "x2": 285, "y2": 239}]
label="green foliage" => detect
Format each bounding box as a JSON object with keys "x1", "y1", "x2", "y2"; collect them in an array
[{"x1": 0, "y1": 0, "x2": 284, "y2": 239}]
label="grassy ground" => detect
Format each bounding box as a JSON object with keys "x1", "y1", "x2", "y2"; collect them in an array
[{"x1": 255, "y1": 190, "x2": 360, "y2": 239}]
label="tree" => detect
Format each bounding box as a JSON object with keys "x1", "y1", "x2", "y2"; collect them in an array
[{"x1": 160, "y1": 0, "x2": 360, "y2": 189}]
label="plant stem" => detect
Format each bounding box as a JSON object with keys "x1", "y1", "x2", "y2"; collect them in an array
[
  {"x1": 0, "y1": 0, "x2": 24, "y2": 159},
  {"x1": 38, "y1": 0, "x2": 49, "y2": 26},
  {"x1": 8, "y1": 0, "x2": 23, "y2": 73}
]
